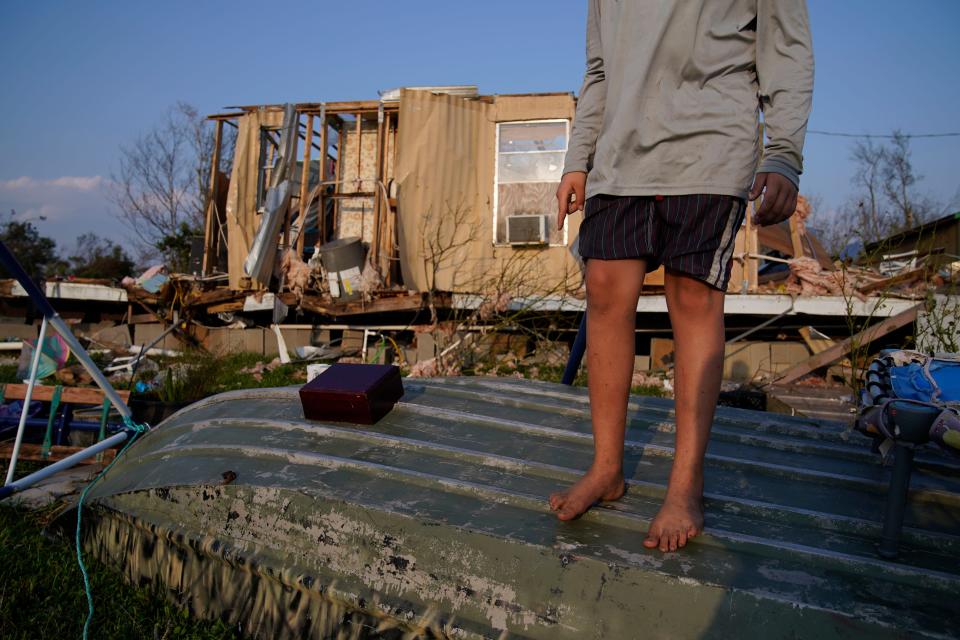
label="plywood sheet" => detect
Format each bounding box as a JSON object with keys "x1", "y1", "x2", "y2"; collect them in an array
[{"x1": 224, "y1": 110, "x2": 283, "y2": 289}]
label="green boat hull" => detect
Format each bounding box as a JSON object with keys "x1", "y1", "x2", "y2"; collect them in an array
[{"x1": 69, "y1": 377, "x2": 960, "y2": 639}]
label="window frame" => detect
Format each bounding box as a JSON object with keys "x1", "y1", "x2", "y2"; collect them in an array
[{"x1": 493, "y1": 119, "x2": 570, "y2": 247}]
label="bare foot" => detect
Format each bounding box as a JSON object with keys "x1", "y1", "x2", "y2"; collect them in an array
[
  {"x1": 549, "y1": 468, "x2": 625, "y2": 521},
  {"x1": 643, "y1": 493, "x2": 704, "y2": 552}
]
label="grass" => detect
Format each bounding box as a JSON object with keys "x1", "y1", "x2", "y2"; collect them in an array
[
  {"x1": 0, "y1": 363, "x2": 18, "y2": 384},
  {"x1": 0, "y1": 350, "x2": 302, "y2": 640},
  {"x1": 0, "y1": 506, "x2": 241, "y2": 640}
]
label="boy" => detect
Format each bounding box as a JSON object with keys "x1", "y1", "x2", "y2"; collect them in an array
[{"x1": 552, "y1": 0, "x2": 813, "y2": 552}]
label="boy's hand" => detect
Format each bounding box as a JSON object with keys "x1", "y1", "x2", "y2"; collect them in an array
[
  {"x1": 556, "y1": 171, "x2": 587, "y2": 231},
  {"x1": 749, "y1": 172, "x2": 798, "y2": 226}
]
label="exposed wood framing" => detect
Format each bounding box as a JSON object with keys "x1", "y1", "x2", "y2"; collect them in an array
[
  {"x1": 355, "y1": 113, "x2": 363, "y2": 247},
  {"x1": 3, "y1": 384, "x2": 131, "y2": 405},
  {"x1": 202, "y1": 119, "x2": 224, "y2": 275},
  {"x1": 0, "y1": 443, "x2": 116, "y2": 465},
  {"x1": 334, "y1": 120, "x2": 344, "y2": 237},
  {"x1": 767, "y1": 304, "x2": 921, "y2": 386},
  {"x1": 281, "y1": 113, "x2": 302, "y2": 251},
  {"x1": 318, "y1": 109, "x2": 328, "y2": 246},
  {"x1": 789, "y1": 216, "x2": 804, "y2": 260},
  {"x1": 857, "y1": 267, "x2": 928, "y2": 295},
  {"x1": 296, "y1": 114, "x2": 314, "y2": 256},
  {"x1": 298, "y1": 291, "x2": 443, "y2": 318}
]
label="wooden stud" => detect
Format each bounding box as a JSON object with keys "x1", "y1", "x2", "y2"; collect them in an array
[
  {"x1": 282, "y1": 113, "x2": 302, "y2": 251},
  {"x1": 0, "y1": 443, "x2": 116, "y2": 465},
  {"x1": 334, "y1": 121, "x2": 345, "y2": 238},
  {"x1": 768, "y1": 304, "x2": 921, "y2": 387},
  {"x1": 3, "y1": 384, "x2": 131, "y2": 405},
  {"x1": 296, "y1": 114, "x2": 314, "y2": 256},
  {"x1": 318, "y1": 109, "x2": 328, "y2": 247},
  {"x1": 202, "y1": 119, "x2": 224, "y2": 275},
  {"x1": 382, "y1": 111, "x2": 393, "y2": 286},
  {"x1": 789, "y1": 215, "x2": 805, "y2": 259},
  {"x1": 355, "y1": 112, "x2": 363, "y2": 191}
]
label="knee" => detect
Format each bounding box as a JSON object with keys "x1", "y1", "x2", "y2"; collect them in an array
[
  {"x1": 668, "y1": 274, "x2": 724, "y2": 317},
  {"x1": 586, "y1": 270, "x2": 636, "y2": 316}
]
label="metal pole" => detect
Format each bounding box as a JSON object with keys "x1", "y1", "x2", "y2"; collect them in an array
[
  {"x1": 878, "y1": 443, "x2": 915, "y2": 560},
  {"x1": 0, "y1": 432, "x2": 128, "y2": 501},
  {"x1": 0, "y1": 239, "x2": 142, "y2": 500},
  {"x1": 0, "y1": 240, "x2": 131, "y2": 419},
  {"x1": 562, "y1": 312, "x2": 588, "y2": 385},
  {"x1": 46, "y1": 315, "x2": 131, "y2": 419},
  {"x1": 4, "y1": 316, "x2": 49, "y2": 485}
]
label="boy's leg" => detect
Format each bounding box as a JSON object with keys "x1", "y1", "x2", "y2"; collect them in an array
[
  {"x1": 643, "y1": 269, "x2": 725, "y2": 551},
  {"x1": 550, "y1": 257, "x2": 647, "y2": 520}
]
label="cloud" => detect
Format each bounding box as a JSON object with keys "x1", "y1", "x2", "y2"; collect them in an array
[
  {"x1": 0, "y1": 175, "x2": 105, "y2": 191},
  {"x1": 0, "y1": 174, "x2": 125, "y2": 249},
  {"x1": 50, "y1": 176, "x2": 105, "y2": 190}
]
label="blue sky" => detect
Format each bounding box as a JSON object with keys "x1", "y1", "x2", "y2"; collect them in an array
[{"x1": 1, "y1": 1, "x2": 958, "y2": 251}]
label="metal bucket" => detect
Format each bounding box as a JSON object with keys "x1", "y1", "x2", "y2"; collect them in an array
[{"x1": 317, "y1": 237, "x2": 364, "y2": 301}]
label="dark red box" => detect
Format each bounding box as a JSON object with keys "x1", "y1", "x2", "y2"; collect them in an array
[{"x1": 299, "y1": 363, "x2": 404, "y2": 424}]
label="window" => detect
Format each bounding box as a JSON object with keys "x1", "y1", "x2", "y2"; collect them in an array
[{"x1": 494, "y1": 120, "x2": 569, "y2": 246}]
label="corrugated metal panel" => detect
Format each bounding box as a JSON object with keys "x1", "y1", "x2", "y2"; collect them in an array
[
  {"x1": 394, "y1": 90, "x2": 582, "y2": 296},
  {"x1": 77, "y1": 377, "x2": 960, "y2": 639}
]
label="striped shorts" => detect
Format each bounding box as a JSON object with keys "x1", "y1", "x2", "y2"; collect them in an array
[{"x1": 578, "y1": 193, "x2": 746, "y2": 291}]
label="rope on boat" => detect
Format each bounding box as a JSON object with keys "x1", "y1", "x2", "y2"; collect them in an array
[{"x1": 75, "y1": 416, "x2": 150, "y2": 640}]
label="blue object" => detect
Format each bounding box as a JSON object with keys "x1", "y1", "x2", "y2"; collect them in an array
[
  {"x1": 888, "y1": 360, "x2": 960, "y2": 403},
  {"x1": 562, "y1": 312, "x2": 587, "y2": 385}
]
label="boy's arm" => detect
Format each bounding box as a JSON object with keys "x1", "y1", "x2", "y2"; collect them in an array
[
  {"x1": 755, "y1": 0, "x2": 814, "y2": 190},
  {"x1": 558, "y1": 0, "x2": 605, "y2": 228}
]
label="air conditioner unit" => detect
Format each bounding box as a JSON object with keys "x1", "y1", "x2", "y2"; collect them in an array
[{"x1": 506, "y1": 214, "x2": 548, "y2": 245}]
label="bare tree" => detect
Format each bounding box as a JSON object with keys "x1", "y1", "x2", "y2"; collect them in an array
[
  {"x1": 832, "y1": 131, "x2": 943, "y2": 252},
  {"x1": 850, "y1": 139, "x2": 889, "y2": 243},
  {"x1": 108, "y1": 102, "x2": 234, "y2": 268},
  {"x1": 881, "y1": 130, "x2": 922, "y2": 229}
]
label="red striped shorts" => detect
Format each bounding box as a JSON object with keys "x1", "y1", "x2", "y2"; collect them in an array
[{"x1": 577, "y1": 194, "x2": 746, "y2": 291}]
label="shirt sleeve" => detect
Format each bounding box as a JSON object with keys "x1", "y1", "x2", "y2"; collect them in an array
[
  {"x1": 563, "y1": 0, "x2": 606, "y2": 175},
  {"x1": 755, "y1": 0, "x2": 815, "y2": 188}
]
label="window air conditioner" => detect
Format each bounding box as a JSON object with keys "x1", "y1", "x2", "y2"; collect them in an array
[{"x1": 506, "y1": 214, "x2": 548, "y2": 245}]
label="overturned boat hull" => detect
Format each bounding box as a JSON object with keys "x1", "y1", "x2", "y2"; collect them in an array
[{"x1": 71, "y1": 377, "x2": 960, "y2": 639}]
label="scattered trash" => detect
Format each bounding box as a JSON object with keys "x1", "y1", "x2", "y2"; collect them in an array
[
  {"x1": 54, "y1": 364, "x2": 93, "y2": 386},
  {"x1": 306, "y1": 363, "x2": 331, "y2": 382},
  {"x1": 16, "y1": 333, "x2": 70, "y2": 380},
  {"x1": 239, "y1": 357, "x2": 284, "y2": 382},
  {"x1": 121, "y1": 264, "x2": 168, "y2": 293}
]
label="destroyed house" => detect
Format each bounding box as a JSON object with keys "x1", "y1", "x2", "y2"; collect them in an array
[
  {"x1": 201, "y1": 86, "x2": 829, "y2": 306},
  {"x1": 861, "y1": 210, "x2": 960, "y2": 274},
  {"x1": 202, "y1": 87, "x2": 584, "y2": 302}
]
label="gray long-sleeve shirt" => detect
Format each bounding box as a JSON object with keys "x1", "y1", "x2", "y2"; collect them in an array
[{"x1": 564, "y1": 0, "x2": 814, "y2": 200}]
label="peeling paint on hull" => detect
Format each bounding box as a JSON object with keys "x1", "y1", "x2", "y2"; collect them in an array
[{"x1": 63, "y1": 378, "x2": 960, "y2": 639}]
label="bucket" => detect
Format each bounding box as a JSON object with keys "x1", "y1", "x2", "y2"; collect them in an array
[{"x1": 317, "y1": 237, "x2": 365, "y2": 301}]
